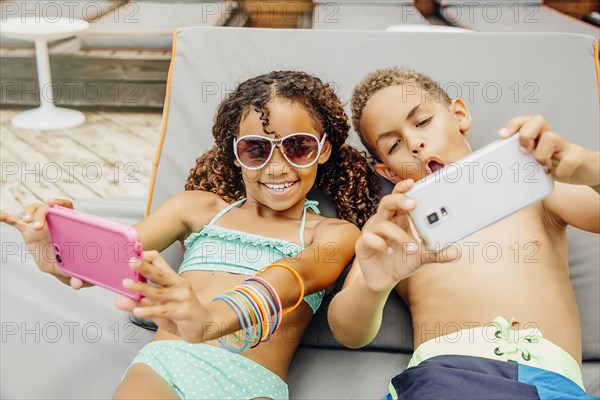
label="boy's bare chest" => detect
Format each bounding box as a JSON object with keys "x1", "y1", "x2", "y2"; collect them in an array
[
  {"x1": 401, "y1": 205, "x2": 568, "y2": 297},
  {"x1": 451, "y1": 208, "x2": 551, "y2": 266}
]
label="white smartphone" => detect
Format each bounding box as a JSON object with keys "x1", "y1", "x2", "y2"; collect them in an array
[{"x1": 406, "y1": 134, "x2": 554, "y2": 251}]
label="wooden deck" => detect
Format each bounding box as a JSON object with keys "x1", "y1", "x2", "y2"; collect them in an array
[{"x1": 0, "y1": 108, "x2": 163, "y2": 212}]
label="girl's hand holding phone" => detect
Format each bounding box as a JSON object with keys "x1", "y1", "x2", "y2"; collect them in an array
[
  {"x1": 116, "y1": 250, "x2": 210, "y2": 343},
  {"x1": 0, "y1": 199, "x2": 86, "y2": 289}
]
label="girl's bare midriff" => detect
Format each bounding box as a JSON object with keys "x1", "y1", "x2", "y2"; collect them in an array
[
  {"x1": 148, "y1": 195, "x2": 326, "y2": 383},
  {"x1": 152, "y1": 269, "x2": 312, "y2": 382}
]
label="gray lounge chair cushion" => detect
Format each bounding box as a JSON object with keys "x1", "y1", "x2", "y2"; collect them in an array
[
  {"x1": 150, "y1": 29, "x2": 599, "y2": 213},
  {"x1": 436, "y1": 0, "x2": 599, "y2": 37},
  {"x1": 78, "y1": 1, "x2": 234, "y2": 50},
  {"x1": 0, "y1": 0, "x2": 126, "y2": 46},
  {"x1": 312, "y1": 1, "x2": 427, "y2": 30},
  {"x1": 288, "y1": 348, "x2": 412, "y2": 399}
]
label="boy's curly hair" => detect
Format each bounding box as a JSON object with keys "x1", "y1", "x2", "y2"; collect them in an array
[
  {"x1": 185, "y1": 70, "x2": 380, "y2": 228},
  {"x1": 351, "y1": 67, "x2": 452, "y2": 162}
]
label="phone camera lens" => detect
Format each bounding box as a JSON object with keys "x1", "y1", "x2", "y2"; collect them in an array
[
  {"x1": 55, "y1": 254, "x2": 63, "y2": 264},
  {"x1": 427, "y1": 212, "x2": 440, "y2": 225}
]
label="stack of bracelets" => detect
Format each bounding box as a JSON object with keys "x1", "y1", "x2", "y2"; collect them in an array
[{"x1": 213, "y1": 263, "x2": 305, "y2": 353}]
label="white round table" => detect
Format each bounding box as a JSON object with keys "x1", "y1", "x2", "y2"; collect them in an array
[{"x1": 0, "y1": 17, "x2": 90, "y2": 130}]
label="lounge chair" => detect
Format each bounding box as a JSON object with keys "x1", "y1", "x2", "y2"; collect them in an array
[
  {"x1": 78, "y1": 0, "x2": 235, "y2": 50},
  {"x1": 435, "y1": 0, "x2": 599, "y2": 38}
]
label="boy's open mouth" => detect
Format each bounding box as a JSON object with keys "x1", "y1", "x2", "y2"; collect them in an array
[{"x1": 427, "y1": 160, "x2": 445, "y2": 173}]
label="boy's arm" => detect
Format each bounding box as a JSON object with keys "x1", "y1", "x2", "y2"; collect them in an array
[
  {"x1": 328, "y1": 180, "x2": 460, "y2": 349},
  {"x1": 499, "y1": 115, "x2": 600, "y2": 232},
  {"x1": 328, "y1": 259, "x2": 394, "y2": 349},
  {"x1": 543, "y1": 182, "x2": 599, "y2": 233}
]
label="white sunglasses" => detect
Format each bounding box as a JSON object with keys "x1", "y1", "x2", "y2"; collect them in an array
[{"x1": 233, "y1": 132, "x2": 327, "y2": 170}]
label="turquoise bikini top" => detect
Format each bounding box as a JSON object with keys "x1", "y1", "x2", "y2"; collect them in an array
[{"x1": 179, "y1": 198, "x2": 326, "y2": 314}]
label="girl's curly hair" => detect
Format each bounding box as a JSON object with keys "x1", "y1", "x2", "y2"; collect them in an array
[{"x1": 185, "y1": 70, "x2": 380, "y2": 228}]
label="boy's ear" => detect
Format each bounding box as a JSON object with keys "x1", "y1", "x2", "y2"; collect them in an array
[
  {"x1": 233, "y1": 159, "x2": 241, "y2": 168},
  {"x1": 451, "y1": 98, "x2": 472, "y2": 134},
  {"x1": 374, "y1": 163, "x2": 400, "y2": 183},
  {"x1": 318, "y1": 139, "x2": 332, "y2": 164}
]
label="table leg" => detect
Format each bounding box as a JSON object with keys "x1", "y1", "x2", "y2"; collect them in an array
[
  {"x1": 35, "y1": 38, "x2": 56, "y2": 110},
  {"x1": 11, "y1": 38, "x2": 86, "y2": 130}
]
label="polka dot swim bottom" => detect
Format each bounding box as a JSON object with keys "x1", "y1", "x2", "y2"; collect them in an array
[{"x1": 124, "y1": 340, "x2": 288, "y2": 399}]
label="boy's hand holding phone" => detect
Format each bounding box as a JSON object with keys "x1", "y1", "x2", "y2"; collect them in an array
[
  {"x1": 356, "y1": 180, "x2": 460, "y2": 293},
  {"x1": 500, "y1": 115, "x2": 600, "y2": 189},
  {"x1": 0, "y1": 199, "x2": 86, "y2": 289}
]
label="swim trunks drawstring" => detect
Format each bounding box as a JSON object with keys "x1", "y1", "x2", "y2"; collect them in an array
[{"x1": 493, "y1": 316, "x2": 543, "y2": 362}]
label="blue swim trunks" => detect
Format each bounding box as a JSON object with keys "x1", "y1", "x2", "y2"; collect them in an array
[
  {"x1": 385, "y1": 355, "x2": 598, "y2": 400},
  {"x1": 384, "y1": 317, "x2": 598, "y2": 400}
]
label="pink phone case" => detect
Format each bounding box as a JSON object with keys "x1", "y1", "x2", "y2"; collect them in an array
[{"x1": 46, "y1": 205, "x2": 145, "y2": 300}]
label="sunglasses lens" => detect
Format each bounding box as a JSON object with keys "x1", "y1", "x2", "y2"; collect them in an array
[
  {"x1": 236, "y1": 137, "x2": 272, "y2": 168},
  {"x1": 282, "y1": 135, "x2": 320, "y2": 166}
]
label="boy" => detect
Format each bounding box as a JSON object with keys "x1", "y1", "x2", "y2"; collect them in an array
[{"x1": 328, "y1": 67, "x2": 600, "y2": 399}]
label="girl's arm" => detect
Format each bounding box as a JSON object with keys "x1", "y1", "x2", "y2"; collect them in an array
[
  {"x1": 0, "y1": 191, "x2": 215, "y2": 289},
  {"x1": 0, "y1": 199, "x2": 80, "y2": 287},
  {"x1": 256, "y1": 218, "x2": 361, "y2": 308},
  {"x1": 118, "y1": 217, "x2": 361, "y2": 343},
  {"x1": 133, "y1": 190, "x2": 218, "y2": 252}
]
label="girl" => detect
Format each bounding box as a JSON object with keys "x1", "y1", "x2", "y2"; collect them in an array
[{"x1": 1, "y1": 71, "x2": 380, "y2": 399}]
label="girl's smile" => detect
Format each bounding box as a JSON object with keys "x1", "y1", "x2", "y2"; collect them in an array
[{"x1": 261, "y1": 180, "x2": 299, "y2": 195}]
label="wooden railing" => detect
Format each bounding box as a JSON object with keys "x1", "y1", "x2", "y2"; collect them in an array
[
  {"x1": 235, "y1": 0, "x2": 314, "y2": 28},
  {"x1": 415, "y1": 0, "x2": 600, "y2": 21}
]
